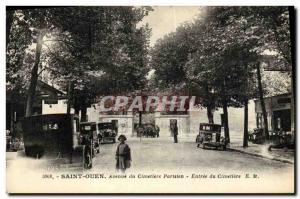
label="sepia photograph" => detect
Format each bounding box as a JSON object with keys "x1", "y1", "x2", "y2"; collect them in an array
[{"x1": 5, "y1": 5, "x2": 295, "y2": 194}]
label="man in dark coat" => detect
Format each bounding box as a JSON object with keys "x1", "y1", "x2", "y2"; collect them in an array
[
  {"x1": 115, "y1": 135, "x2": 132, "y2": 172},
  {"x1": 155, "y1": 125, "x2": 160, "y2": 138},
  {"x1": 171, "y1": 124, "x2": 178, "y2": 143}
]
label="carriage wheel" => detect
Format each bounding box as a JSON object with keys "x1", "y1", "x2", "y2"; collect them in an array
[
  {"x1": 25, "y1": 146, "x2": 44, "y2": 158},
  {"x1": 24, "y1": 146, "x2": 32, "y2": 156},
  {"x1": 84, "y1": 146, "x2": 93, "y2": 169}
]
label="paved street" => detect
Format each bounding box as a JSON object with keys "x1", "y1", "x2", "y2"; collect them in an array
[
  {"x1": 7, "y1": 135, "x2": 293, "y2": 174},
  {"x1": 90, "y1": 136, "x2": 293, "y2": 173},
  {"x1": 6, "y1": 135, "x2": 294, "y2": 193}
]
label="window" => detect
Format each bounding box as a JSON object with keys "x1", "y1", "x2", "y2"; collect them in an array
[
  {"x1": 84, "y1": 126, "x2": 91, "y2": 130},
  {"x1": 277, "y1": 98, "x2": 291, "y2": 104},
  {"x1": 200, "y1": 125, "x2": 220, "y2": 131},
  {"x1": 42, "y1": 122, "x2": 59, "y2": 131},
  {"x1": 44, "y1": 99, "x2": 58, "y2": 104},
  {"x1": 257, "y1": 114, "x2": 263, "y2": 128}
]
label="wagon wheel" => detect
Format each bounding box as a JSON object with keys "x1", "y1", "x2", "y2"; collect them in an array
[
  {"x1": 197, "y1": 139, "x2": 202, "y2": 148},
  {"x1": 84, "y1": 145, "x2": 93, "y2": 169},
  {"x1": 24, "y1": 146, "x2": 32, "y2": 156},
  {"x1": 84, "y1": 152, "x2": 92, "y2": 169},
  {"x1": 94, "y1": 141, "x2": 100, "y2": 154},
  {"x1": 220, "y1": 144, "x2": 226, "y2": 150}
]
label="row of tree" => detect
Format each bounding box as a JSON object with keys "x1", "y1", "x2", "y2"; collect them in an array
[
  {"x1": 150, "y1": 7, "x2": 293, "y2": 146},
  {"x1": 6, "y1": 7, "x2": 293, "y2": 145},
  {"x1": 7, "y1": 7, "x2": 152, "y2": 121}
]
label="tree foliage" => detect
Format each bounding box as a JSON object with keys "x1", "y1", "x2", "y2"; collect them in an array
[
  {"x1": 150, "y1": 6, "x2": 292, "y2": 141},
  {"x1": 6, "y1": 7, "x2": 152, "y2": 116}
]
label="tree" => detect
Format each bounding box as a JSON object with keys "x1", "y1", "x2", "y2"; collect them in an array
[
  {"x1": 48, "y1": 7, "x2": 152, "y2": 120},
  {"x1": 150, "y1": 23, "x2": 210, "y2": 117},
  {"x1": 7, "y1": 7, "x2": 152, "y2": 119},
  {"x1": 211, "y1": 6, "x2": 292, "y2": 141},
  {"x1": 6, "y1": 9, "x2": 14, "y2": 48},
  {"x1": 6, "y1": 9, "x2": 32, "y2": 98},
  {"x1": 150, "y1": 7, "x2": 266, "y2": 144},
  {"x1": 10, "y1": 8, "x2": 58, "y2": 116}
]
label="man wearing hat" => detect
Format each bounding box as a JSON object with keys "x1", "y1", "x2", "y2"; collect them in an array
[
  {"x1": 115, "y1": 134, "x2": 132, "y2": 172},
  {"x1": 171, "y1": 123, "x2": 178, "y2": 143}
]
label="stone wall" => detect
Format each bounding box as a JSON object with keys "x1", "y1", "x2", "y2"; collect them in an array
[{"x1": 154, "y1": 112, "x2": 189, "y2": 137}]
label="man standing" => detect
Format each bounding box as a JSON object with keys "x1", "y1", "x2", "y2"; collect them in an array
[
  {"x1": 171, "y1": 123, "x2": 178, "y2": 143},
  {"x1": 155, "y1": 125, "x2": 160, "y2": 138}
]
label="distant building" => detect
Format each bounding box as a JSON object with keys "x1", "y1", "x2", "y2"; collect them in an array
[
  {"x1": 86, "y1": 100, "x2": 212, "y2": 138},
  {"x1": 254, "y1": 93, "x2": 292, "y2": 132},
  {"x1": 33, "y1": 91, "x2": 256, "y2": 141},
  {"x1": 87, "y1": 105, "x2": 134, "y2": 136}
]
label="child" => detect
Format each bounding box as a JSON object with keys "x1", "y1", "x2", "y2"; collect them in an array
[{"x1": 115, "y1": 135, "x2": 131, "y2": 172}]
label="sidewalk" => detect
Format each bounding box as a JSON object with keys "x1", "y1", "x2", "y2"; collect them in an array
[{"x1": 228, "y1": 141, "x2": 294, "y2": 164}]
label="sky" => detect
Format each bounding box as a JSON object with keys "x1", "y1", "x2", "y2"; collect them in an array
[{"x1": 140, "y1": 6, "x2": 202, "y2": 46}]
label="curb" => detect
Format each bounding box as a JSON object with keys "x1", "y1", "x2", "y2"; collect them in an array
[{"x1": 227, "y1": 147, "x2": 294, "y2": 164}]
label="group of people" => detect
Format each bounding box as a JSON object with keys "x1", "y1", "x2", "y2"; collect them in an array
[{"x1": 115, "y1": 122, "x2": 179, "y2": 172}]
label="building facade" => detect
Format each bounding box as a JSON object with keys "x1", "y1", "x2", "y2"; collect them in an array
[
  {"x1": 254, "y1": 93, "x2": 292, "y2": 133},
  {"x1": 6, "y1": 80, "x2": 66, "y2": 137}
]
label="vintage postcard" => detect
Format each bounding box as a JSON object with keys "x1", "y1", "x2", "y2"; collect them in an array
[{"x1": 6, "y1": 6, "x2": 295, "y2": 194}]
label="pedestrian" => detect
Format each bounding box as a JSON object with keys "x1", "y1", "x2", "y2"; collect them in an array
[
  {"x1": 171, "y1": 123, "x2": 178, "y2": 143},
  {"x1": 155, "y1": 125, "x2": 160, "y2": 138},
  {"x1": 115, "y1": 134, "x2": 132, "y2": 173}
]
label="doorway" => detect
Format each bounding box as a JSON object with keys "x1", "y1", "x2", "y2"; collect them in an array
[
  {"x1": 273, "y1": 109, "x2": 291, "y2": 131},
  {"x1": 111, "y1": 120, "x2": 118, "y2": 134}
]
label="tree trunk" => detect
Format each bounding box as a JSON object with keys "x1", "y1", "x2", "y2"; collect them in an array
[
  {"x1": 80, "y1": 106, "x2": 87, "y2": 122},
  {"x1": 74, "y1": 107, "x2": 80, "y2": 115},
  {"x1": 205, "y1": 84, "x2": 214, "y2": 124},
  {"x1": 25, "y1": 30, "x2": 45, "y2": 117},
  {"x1": 139, "y1": 111, "x2": 142, "y2": 126},
  {"x1": 289, "y1": 7, "x2": 295, "y2": 134},
  {"x1": 291, "y1": 64, "x2": 295, "y2": 134},
  {"x1": 256, "y1": 63, "x2": 269, "y2": 140},
  {"x1": 243, "y1": 62, "x2": 249, "y2": 147},
  {"x1": 243, "y1": 98, "x2": 248, "y2": 147},
  {"x1": 10, "y1": 103, "x2": 14, "y2": 136},
  {"x1": 221, "y1": 80, "x2": 230, "y2": 143},
  {"x1": 222, "y1": 98, "x2": 230, "y2": 143},
  {"x1": 207, "y1": 105, "x2": 214, "y2": 124},
  {"x1": 6, "y1": 10, "x2": 14, "y2": 48},
  {"x1": 67, "y1": 81, "x2": 74, "y2": 114}
]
